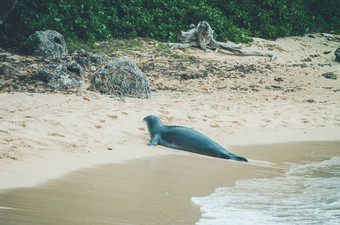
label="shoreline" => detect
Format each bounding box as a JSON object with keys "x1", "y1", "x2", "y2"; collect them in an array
[
  {"x1": 0, "y1": 129, "x2": 339, "y2": 192},
  {"x1": 1, "y1": 141, "x2": 339, "y2": 225}
]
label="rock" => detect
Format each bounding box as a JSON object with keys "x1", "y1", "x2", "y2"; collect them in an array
[
  {"x1": 274, "y1": 77, "x2": 283, "y2": 82},
  {"x1": 310, "y1": 54, "x2": 319, "y2": 58},
  {"x1": 88, "y1": 58, "x2": 151, "y2": 98},
  {"x1": 302, "y1": 57, "x2": 312, "y2": 62},
  {"x1": 25, "y1": 30, "x2": 67, "y2": 58},
  {"x1": 30, "y1": 64, "x2": 39, "y2": 70},
  {"x1": 0, "y1": 0, "x2": 17, "y2": 24},
  {"x1": 34, "y1": 60, "x2": 83, "y2": 90},
  {"x1": 73, "y1": 49, "x2": 107, "y2": 67},
  {"x1": 322, "y1": 72, "x2": 337, "y2": 80},
  {"x1": 335, "y1": 47, "x2": 340, "y2": 63},
  {"x1": 265, "y1": 85, "x2": 282, "y2": 90},
  {"x1": 90, "y1": 66, "x2": 97, "y2": 72},
  {"x1": 0, "y1": 63, "x2": 24, "y2": 76},
  {"x1": 306, "y1": 99, "x2": 316, "y2": 103},
  {"x1": 265, "y1": 64, "x2": 272, "y2": 70},
  {"x1": 66, "y1": 60, "x2": 85, "y2": 77},
  {"x1": 233, "y1": 64, "x2": 257, "y2": 73},
  {"x1": 322, "y1": 33, "x2": 340, "y2": 41}
]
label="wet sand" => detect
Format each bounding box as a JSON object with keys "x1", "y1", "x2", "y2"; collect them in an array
[{"x1": 1, "y1": 141, "x2": 339, "y2": 225}]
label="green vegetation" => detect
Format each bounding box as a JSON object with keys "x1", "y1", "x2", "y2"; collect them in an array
[
  {"x1": 1, "y1": 0, "x2": 339, "y2": 48},
  {"x1": 22, "y1": 33, "x2": 41, "y2": 53}
]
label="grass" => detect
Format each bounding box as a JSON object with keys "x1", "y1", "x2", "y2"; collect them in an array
[
  {"x1": 67, "y1": 37, "x2": 150, "y2": 54},
  {"x1": 66, "y1": 37, "x2": 206, "y2": 64}
]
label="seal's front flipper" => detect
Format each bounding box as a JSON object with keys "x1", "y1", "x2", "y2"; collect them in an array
[{"x1": 147, "y1": 135, "x2": 160, "y2": 146}]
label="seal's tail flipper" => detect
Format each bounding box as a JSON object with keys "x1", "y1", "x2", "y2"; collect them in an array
[{"x1": 230, "y1": 154, "x2": 248, "y2": 162}]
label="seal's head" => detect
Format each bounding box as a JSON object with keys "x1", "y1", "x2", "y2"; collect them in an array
[{"x1": 143, "y1": 115, "x2": 163, "y2": 136}]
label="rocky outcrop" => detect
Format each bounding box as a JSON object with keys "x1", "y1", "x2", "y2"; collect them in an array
[
  {"x1": 66, "y1": 60, "x2": 85, "y2": 77},
  {"x1": 25, "y1": 30, "x2": 68, "y2": 58},
  {"x1": 34, "y1": 60, "x2": 84, "y2": 90},
  {"x1": 88, "y1": 58, "x2": 151, "y2": 98},
  {"x1": 71, "y1": 49, "x2": 108, "y2": 68},
  {"x1": 0, "y1": 63, "x2": 24, "y2": 76},
  {"x1": 335, "y1": 47, "x2": 340, "y2": 63},
  {"x1": 0, "y1": 0, "x2": 17, "y2": 24}
]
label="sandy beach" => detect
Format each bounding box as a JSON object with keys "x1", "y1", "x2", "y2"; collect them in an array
[
  {"x1": 0, "y1": 34, "x2": 340, "y2": 224},
  {"x1": 1, "y1": 142, "x2": 339, "y2": 225}
]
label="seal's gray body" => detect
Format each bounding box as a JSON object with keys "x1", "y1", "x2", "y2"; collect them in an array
[{"x1": 144, "y1": 115, "x2": 247, "y2": 162}]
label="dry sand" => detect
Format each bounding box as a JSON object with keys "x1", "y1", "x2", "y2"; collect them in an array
[{"x1": 0, "y1": 33, "x2": 340, "y2": 191}]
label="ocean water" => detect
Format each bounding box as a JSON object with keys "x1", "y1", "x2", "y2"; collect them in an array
[{"x1": 192, "y1": 157, "x2": 340, "y2": 225}]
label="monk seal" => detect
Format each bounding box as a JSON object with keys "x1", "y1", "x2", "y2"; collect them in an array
[{"x1": 143, "y1": 115, "x2": 247, "y2": 162}]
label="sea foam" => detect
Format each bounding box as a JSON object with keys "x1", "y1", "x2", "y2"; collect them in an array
[{"x1": 192, "y1": 157, "x2": 340, "y2": 225}]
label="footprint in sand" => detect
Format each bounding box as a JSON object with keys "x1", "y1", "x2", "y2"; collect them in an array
[
  {"x1": 8, "y1": 128, "x2": 17, "y2": 132},
  {"x1": 121, "y1": 112, "x2": 128, "y2": 116},
  {"x1": 4, "y1": 138, "x2": 14, "y2": 142},
  {"x1": 0, "y1": 130, "x2": 10, "y2": 134},
  {"x1": 48, "y1": 120, "x2": 61, "y2": 126},
  {"x1": 209, "y1": 123, "x2": 220, "y2": 128},
  {"x1": 16, "y1": 121, "x2": 27, "y2": 127},
  {"x1": 203, "y1": 114, "x2": 216, "y2": 119},
  {"x1": 262, "y1": 119, "x2": 271, "y2": 123},
  {"x1": 231, "y1": 121, "x2": 242, "y2": 126},
  {"x1": 273, "y1": 111, "x2": 281, "y2": 116},
  {"x1": 48, "y1": 133, "x2": 65, "y2": 137},
  {"x1": 159, "y1": 109, "x2": 170, "y2": 115},
  {"x1": 211, "y1": 104, "x2": 219, "y2": 110},
  {"x1": 164, "y1": 116, "x2": 174, "y2": 123},
  {"x1": 94, "y1": 125, "x2": 103, "y2": 129},
  {"x1": 107, "y1": 115, "x2": 118, "y2": 119},
  {"x1": 301, "y1": 118, "x2": 309, "y2": 124},
  {"x1": 98, "y1": 119, "x2": 106, "y2": 123}
]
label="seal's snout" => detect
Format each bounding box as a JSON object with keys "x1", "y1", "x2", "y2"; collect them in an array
[
  {"x1": 144, "y1": 115, "x2": 158, "y2": 122},
  {"x1": 143, "y1": 115, "x2": 153, "y2": 122}
]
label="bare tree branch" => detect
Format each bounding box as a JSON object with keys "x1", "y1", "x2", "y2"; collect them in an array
[{"x1": 168, "y1": 21, "x2": 277, "y2": 61}]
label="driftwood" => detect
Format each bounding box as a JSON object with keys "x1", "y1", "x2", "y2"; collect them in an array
[{"x1": 168, "y1": 21, "x2": 277, "y2": 61}]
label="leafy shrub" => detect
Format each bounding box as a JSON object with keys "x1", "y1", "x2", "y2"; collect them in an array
[
  {"x1": 0, "y1": 0, "x2": 339, "y2": 48},
  {"x1": 22, "y1": 33, "x2": 41, "y2": 53}
]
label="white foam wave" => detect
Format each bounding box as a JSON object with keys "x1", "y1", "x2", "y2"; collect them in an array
[{"x1": 192, "y1": 157, "x2": 340, "y2": 225}]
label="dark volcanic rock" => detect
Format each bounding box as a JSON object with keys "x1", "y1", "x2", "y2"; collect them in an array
[
  {"x1": 88, "y1": 58, "x2": 151, "y2": 98},
  {"x1": 26, "y1": 30, "x2": 67, "y2": 58},
  {"x1": 72, "y1": 49, "x2": 107, "y2": 68},
  {"x1": 0, "y1": 63, "x2": 24, "y2": 76},
  {"x1": 34, "y1": 60, "x2": 83, "y2": 90},
  {"x1": 335, "y1": 47, "x2": 340, "y2": 63},
  {"x1": 274, "y1": 77, "x2": 283, "y2": 82},
  {"x1": 232, "y1": 64, "x2": 257, "y2": 73},
  {"x1": 306, "y1": 99, "x2": 316, "y2": 103},
  {"x1": 66, "y1": 60, "x2": 85, "y2": 77},
  {"x1": 322, "y1": 72, "x2": 337, "y2": 80}
]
